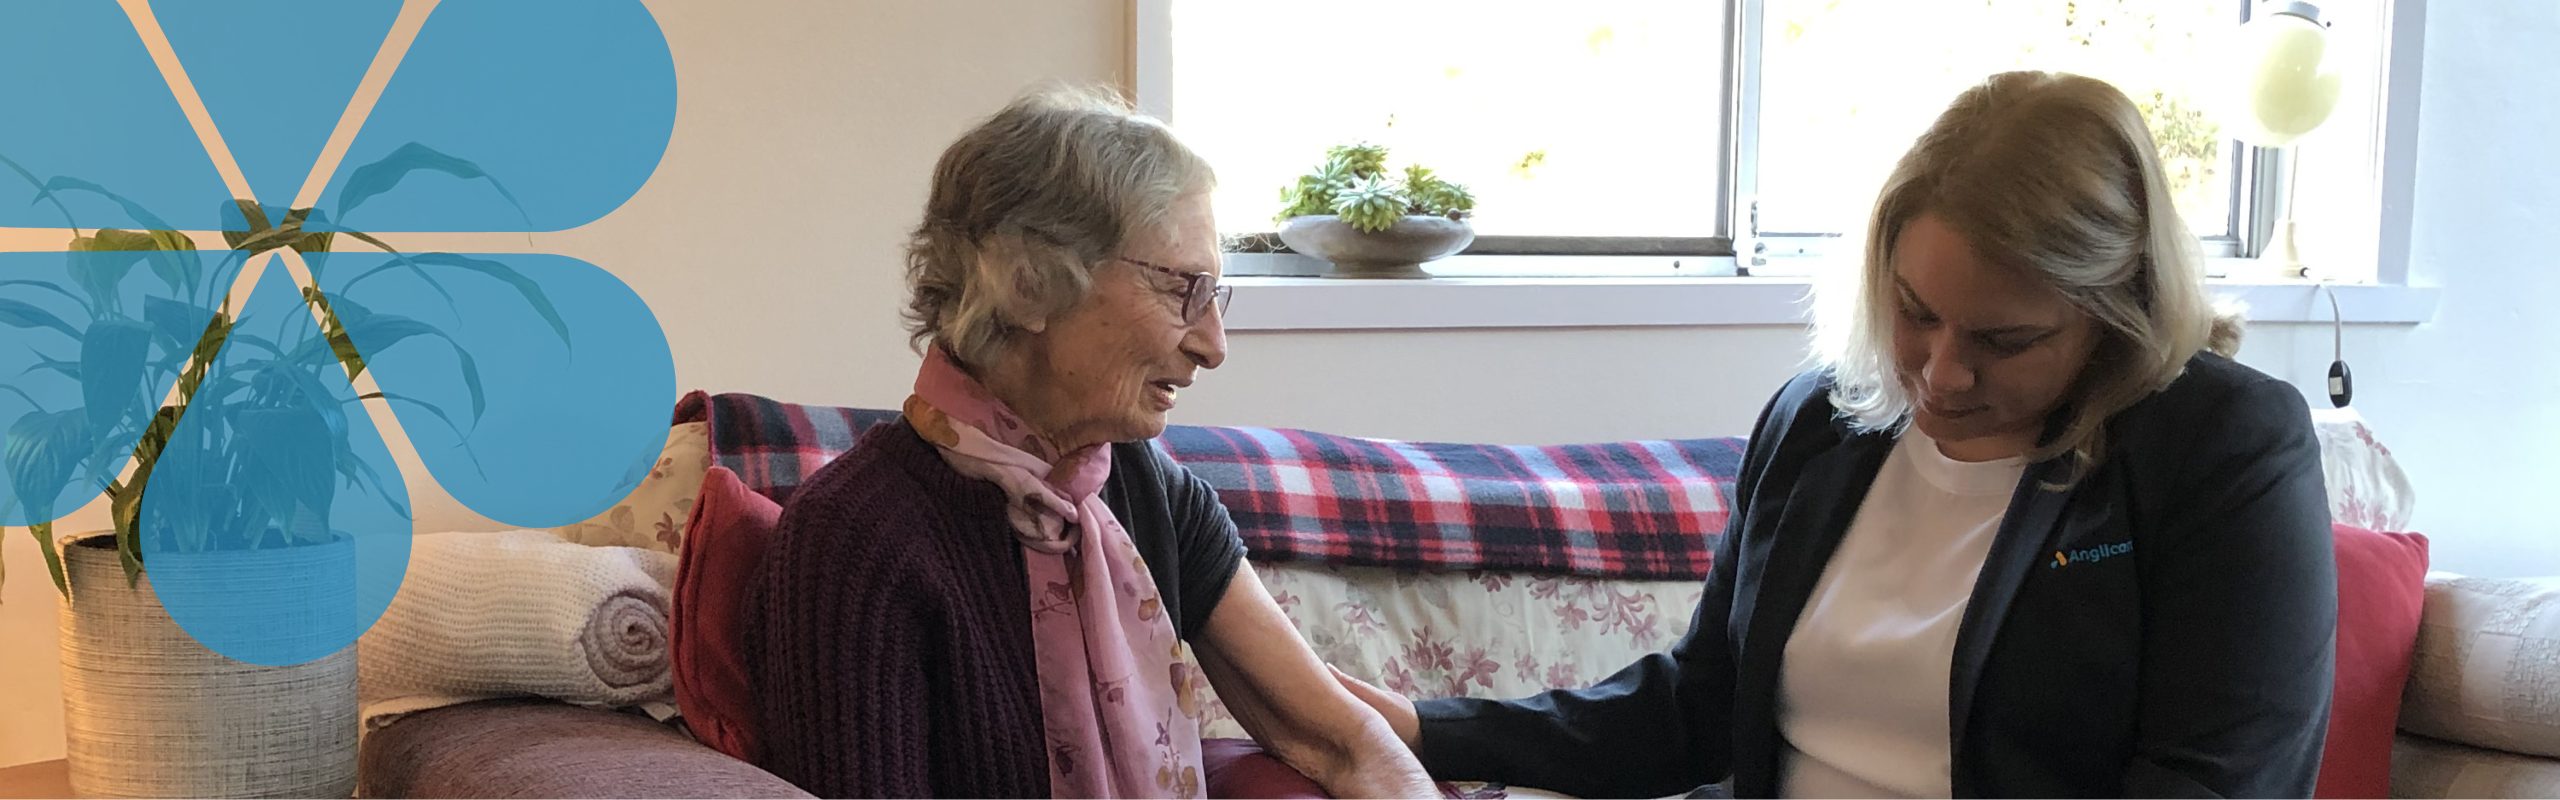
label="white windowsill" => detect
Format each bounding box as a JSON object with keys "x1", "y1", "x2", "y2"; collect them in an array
[{"x1": 1222, "y1": 256, "x2": 2441, "y2": 332}]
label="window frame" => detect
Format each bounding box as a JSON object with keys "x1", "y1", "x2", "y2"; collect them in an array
[
  {"x1": 1734, "y1": 0, "x2": 2254, "y2": 275},
  {"x1": 1137, "y1": 0, "x2": 2421, "y2": 287}
]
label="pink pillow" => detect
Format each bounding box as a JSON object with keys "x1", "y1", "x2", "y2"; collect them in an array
[
  {"x1": 672, "y1": 466, "x2": 783, "y2": 762},
  {"x1": 2315, "y1": 523, "x2": 2428, "y2": 799},
  {"x1": 1204, "y1": 737, "x2": 1329, "y2": 799}
]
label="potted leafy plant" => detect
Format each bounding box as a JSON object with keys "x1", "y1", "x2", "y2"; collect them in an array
[
  {"x1": 0, "y1": 145, "x2": 554, "y2": 798},
  {"x1": 1273, "y1": 142, "x2": 1478, "y2": 278}
]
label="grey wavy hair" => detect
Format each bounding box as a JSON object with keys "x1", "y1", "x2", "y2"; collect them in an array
[
  {"x1": 1815, "y1": 70, "x2": 2245, "y2": 482},
  {"x1": 902, "y1": 85, "x2": 1215, "y2": 368}
]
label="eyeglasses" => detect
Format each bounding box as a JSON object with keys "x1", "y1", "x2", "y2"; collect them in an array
[{"x1": 1112, "y1": 256, "x2": 1232, "y2": 326}]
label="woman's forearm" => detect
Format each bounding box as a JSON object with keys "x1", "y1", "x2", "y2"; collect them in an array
[
  {"x1": 1197, "y1": 565, "x2": 1441, "y2": 797},
  {"x1": 1295, "y1": 716, "x2": 1439, "y2": 798}
]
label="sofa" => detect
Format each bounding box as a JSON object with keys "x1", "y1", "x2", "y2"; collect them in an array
[{"x1": 357, "y1": 392, "x2": 2558, "y2": 799}]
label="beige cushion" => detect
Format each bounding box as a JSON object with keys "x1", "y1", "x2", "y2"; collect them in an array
[
  {"x1": 2400, "y1": 573, "x2": 2560, "y2": 757},
  {"x1": 553, "y1": 422, "x2": 711, "y2": 555},
  {"x1": 2391, "y1": 732, "x2": 2560, "y2": 799}
]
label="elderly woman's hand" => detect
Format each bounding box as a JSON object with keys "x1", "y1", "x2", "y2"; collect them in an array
[{"x1": 1329, "y1": 664, "x2": 1421, "y2": 751}]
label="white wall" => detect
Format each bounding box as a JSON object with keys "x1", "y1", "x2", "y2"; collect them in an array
[
  {"x1": 2235, "y1": 1, "x2": 2560, "y2": 579},
  {"x1": 0, "y1": 0, "x2": 1134, "y2": 768},
  {"x1": 5, "y1": 0, "x2": 2555, "y2": 769}
]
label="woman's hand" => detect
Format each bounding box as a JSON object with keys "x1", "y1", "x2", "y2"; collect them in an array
[{"x1": 1328, "y1": 664, "x2": 1420, "y2": 751}]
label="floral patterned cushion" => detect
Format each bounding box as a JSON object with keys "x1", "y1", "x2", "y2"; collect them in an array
[
  {"x1": 553, "y1": 421, "x2": 711, "y2": 555},
  {"x1": 1189, "y1": 563, "x2": 1701, "y2": 798},
  {"x1": 2312, "y1": 407, "x2": 2416, "y2": 532},
  {"x1": 1196, "y1": 562, "x2": 1706, "y2": 739}
]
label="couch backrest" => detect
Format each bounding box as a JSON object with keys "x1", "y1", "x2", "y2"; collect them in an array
[
  {"x1": 677, "y1": 390, "x2": 1745, "y2": 582},
  {"x1": 675, "y1": 390, "x2": 2427, "y2": 740}
]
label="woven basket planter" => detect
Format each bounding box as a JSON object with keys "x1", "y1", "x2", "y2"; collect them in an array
[{"x1": 56, "y1": 532, "x2": 360, "y2": 799}]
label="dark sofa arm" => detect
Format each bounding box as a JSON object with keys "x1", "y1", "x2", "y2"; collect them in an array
[{"x1": 359, "y1": 698, "x2": 810, "y2": 799}]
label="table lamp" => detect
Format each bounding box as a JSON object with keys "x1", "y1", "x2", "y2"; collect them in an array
[{"x1": 2224, "y1": 1, "x2": 2343, "y2": 279}]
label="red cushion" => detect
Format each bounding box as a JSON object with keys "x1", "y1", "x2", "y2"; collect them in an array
[
  {"x1": 2314, "y1": 523, "x2": 2428, "y2": 799},
  {"x1": 672, "y1": 466, "x2": 783, "y2": 763},
  {"x1": 1203, "y1": 737, "x2": 1329, "y2": 799}
]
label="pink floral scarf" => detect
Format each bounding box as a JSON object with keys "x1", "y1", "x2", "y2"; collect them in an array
[{"x1": 906, "y1": 347, "x2": 1207, "y2": 799}]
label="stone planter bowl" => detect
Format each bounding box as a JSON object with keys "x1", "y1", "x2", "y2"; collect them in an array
[{"x1": 1276, "y1": 214, "x2": 1474, "y2": 279}]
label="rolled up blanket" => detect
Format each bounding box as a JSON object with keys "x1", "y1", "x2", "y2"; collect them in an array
[{"x1": 358, "y1": 529, "x2": 679, "y2": 731}]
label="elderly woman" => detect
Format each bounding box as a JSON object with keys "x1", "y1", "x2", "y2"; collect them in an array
[
  {"x1": 1337, "y1": 71, "x2": 2339, "y2": 798},
  {"x1": 748, "y1": 89, "x2": 1436, "y2": 799}
]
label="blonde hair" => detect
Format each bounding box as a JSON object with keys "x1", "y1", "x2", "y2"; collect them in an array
[
  {"x1": 1816, "y1": 71, "x2": 2243, "y2": 481},
  {"x1": 902, "y1": 85, "x2": 1214, "y2": 368}
]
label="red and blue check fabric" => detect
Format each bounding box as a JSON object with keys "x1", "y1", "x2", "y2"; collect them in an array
[{"x1": 673, "y1": 391, "x2": 1742, "y2": 581}]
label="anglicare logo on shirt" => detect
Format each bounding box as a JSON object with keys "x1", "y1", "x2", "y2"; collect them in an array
[{"x1": 2051, "y1": 540, "x2": 2134, "y2": 569}]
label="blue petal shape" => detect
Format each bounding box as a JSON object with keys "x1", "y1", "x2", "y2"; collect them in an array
[
  {"x1": 142, "y1": 265, "x2": 408, "y2": 666},
  {"x1": 312, "y1": 0, "x2": 676, "y2": 232},
  {"x1": 150, "y1": 1, "x2": 402, "y2": 211},
  {"x1": 0, "y1": 248, "x2": 233, "y2": 525},
  {"x1": 318, "y1": 252, "x2": 673, "y2": 527},
  {"x1": 0, "y1": 3, "x2": 233, "y2": 230}
]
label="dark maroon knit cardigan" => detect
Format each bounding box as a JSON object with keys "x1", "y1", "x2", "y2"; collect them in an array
[{"x1": 748, "y1": 419, "x2": 1244, "y2": 798}]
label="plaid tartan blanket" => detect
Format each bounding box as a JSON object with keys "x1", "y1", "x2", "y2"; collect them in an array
[{"x1": 674, "y1": 391, "x2": 1741, "y2": 581}]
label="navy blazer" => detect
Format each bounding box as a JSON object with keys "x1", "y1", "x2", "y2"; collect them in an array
[{"x1": 1416, "y1": 354, "x2": 2338, "y2": 798}]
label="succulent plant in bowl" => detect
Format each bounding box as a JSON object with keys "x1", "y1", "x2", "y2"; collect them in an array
[{"x1": 1273, "y1": 143, "x2": 1477, "y2": 279}]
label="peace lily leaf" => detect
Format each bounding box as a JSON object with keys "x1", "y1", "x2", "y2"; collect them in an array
[
  {"x1": 355, "y1": 386, "x2": 461, "y2": 438},
  {"x1": 8, "y1": 519, "x2": 70, "y2": 600},
  {"x1": 0, "y1": 152, "x2": 76, "y2": 229},
  {"x1": 0, "y1": 279, "x2": 93, "y2": 317},
  {"x1": 336, "y1": 142, "x2": 533, "y2": 231},
  {"x1": 141, "y1": 230, "x2": 199, "y2": 300},
  {"x1": 344, "y1": 252, "x2": 572, "y2": 349},
  {"x1": 265, "y1": 360, "x2": 351, "y2": 444},
  {"x1": 0, "y1": 383, "x2": 43, "y2": 411},
  {"x1": 0, "y1": 298, "x2": 81, "y2": 340},
  {"x1": 233, "y1": 404, "x2": 335, "y2": 547},
  {"x1": 221, "y1": 199, "x2": 273, "y2": 250},
  {"x1": 21, "y1": 355, "x2": 78, "y2": 381},
  {"x1": 335, "y1": 230, "x2": 460, "y2": 318},
  {"x1": 79, "y1": 318, "x2": 151, "y2": 435},
  {"x1": 145, "y1": 296, "x2": 216, "y2": 362},
  {"x1": 5, "y1": 409, "x2": 88, "y2": 523},
  {"x1": 71, "y1": 228, "x2": 197, "y2": 310},
  {"x1": 42, "y1": 177, "x2": 176, "y2": 233},
  {"x1": 66, "y1": 233, "x2": 142, "y2": 313}
]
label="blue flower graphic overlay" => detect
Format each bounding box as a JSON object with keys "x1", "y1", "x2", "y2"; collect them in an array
[
  {"x1": 314, "y1": 0, "x2": 678, "y2": 232},
  {"x1": 310, "y1": 249, "x2": 678, "y2": 529},
  {"x1": 141, "y1": 263, "x2": 414, "y2": 666},
  {"x1": 0, "y1": 1, "x2": 679, "y2": 666},
  {"x1": 0, "y1": 248, "x2": 234, "y2": 528},
  {"x1": 151, "y1": 0, "x2": 404, "y2": 219},
  {"x1": 0, "y1": 1, "x2": 233, "y2": 230}
]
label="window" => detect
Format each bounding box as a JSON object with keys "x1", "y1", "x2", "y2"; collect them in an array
[
  {"x1": 2258, "y1": 0, "x2": 2390, "y2": 280},
  {"x1": 1753, "y1": 0, "x2": 2242, "y2": 245},
  {"x1": 1151, "y1": 0, "x2": 2394, "y2": 281},
  {"x1": 1167, "y1": 0, "x2": 1731, "y2": 250}
]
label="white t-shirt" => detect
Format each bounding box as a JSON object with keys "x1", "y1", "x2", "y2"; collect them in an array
[{"x1": 1776, "y1": 429, "x2": 2026, "y2": 798}]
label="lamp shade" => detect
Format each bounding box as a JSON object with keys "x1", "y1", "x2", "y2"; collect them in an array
[{"x1": 2225, "y1": 2, "x2": 2343, "y2": 147}]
